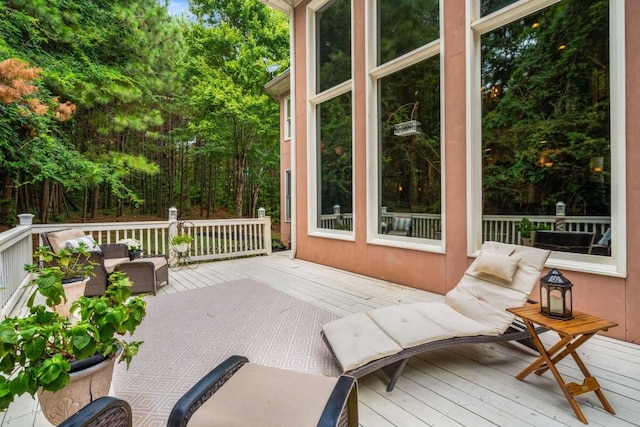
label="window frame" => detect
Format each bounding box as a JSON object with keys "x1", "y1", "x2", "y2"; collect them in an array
[
  {"x1": 466, "y1": 0, "x2": 627, "y2": 277},
  {"x1": 366, "y1": 0, "x2": 445, "y2": 253},
  {"x1": 306, "y1": 0, "x2": 355, "y2": 240},
  {"x1": 285, "y1": 169, "x2": 292, "y2": 222},
  {"x1": 284, "y1": 95, "x2": 292, "y2": 141}
]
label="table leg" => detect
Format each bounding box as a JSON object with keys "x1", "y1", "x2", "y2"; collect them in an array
[{"x1": 516, "y1": 319, "x2": 589, "y2": 424}]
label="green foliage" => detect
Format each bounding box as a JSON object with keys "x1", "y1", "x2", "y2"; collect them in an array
[
  {"x1": 24, "y1": 245, "x2": 96, "y2": 307},
  {"x1": 0, "y1": 271, "x2": 146, "y2": 411}
]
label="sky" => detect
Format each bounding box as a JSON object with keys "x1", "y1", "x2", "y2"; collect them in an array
[{"x1": 167, "y1": 0, "x2": 190, "y2": 16}]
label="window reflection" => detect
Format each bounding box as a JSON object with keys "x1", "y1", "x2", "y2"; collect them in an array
[
  {"x1": 316, "y1": 0, "x2": 351, "y2": 93},
  {"x1": 481, "y1": 0, "x2": 611, "y2": 256},
  {"x1": 379, "y1": 56, "x2": 441, "y2": 239},
  {"x1": 318, "y1": 93, "x2": 353, "y2": 230},
  {"x1": 377, "y1": 0, "x2": 439, "y2": 65}
]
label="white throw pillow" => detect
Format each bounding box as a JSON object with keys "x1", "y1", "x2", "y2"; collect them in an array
[
  {"x1": 472, "y1": 251, "x2": 521, "y2": 283},
  {"x1": 65, "y1": 235, "x2": 102, "y2": 254}
]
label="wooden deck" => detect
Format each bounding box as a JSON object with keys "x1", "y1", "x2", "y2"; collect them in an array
[{"x1": 3, "y1": 251, "x2": 639, "y2": 426}]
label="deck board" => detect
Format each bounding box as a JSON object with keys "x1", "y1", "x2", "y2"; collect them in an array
[{"x1": 2, "y1": 251, "x2": 639, "y2": 427}]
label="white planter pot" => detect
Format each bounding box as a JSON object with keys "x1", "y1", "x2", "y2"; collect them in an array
[
  {"x1": 174, "y1": 243, "x2": 190, "y2": 253},
  {"x1": 53, "y1": 278, "x2": 89, "y2": 318},
  {"x1": 38, "y1": 351, "x2": 119, "y2": 425}
]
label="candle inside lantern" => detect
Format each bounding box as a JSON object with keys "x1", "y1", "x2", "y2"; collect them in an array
[{"x1": 550, "y1": 294, "x2": 563, "y2": 313}]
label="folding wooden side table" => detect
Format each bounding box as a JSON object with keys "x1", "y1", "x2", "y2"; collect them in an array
[{"x1": 507, "y1": 304, "x2": 618, "y2": 424}]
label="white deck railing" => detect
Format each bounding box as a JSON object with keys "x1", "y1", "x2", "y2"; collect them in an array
[
  {"x1": 320, "y1": 212, "x2": 610, "y2": 243},
  {"x1": 1, "y1": 218, "x2": 272, "y2": 314}
]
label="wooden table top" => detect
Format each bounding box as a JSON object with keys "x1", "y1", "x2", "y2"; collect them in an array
[{"x1": 508, "y1": 304, "x2": 618, "y2": 336}]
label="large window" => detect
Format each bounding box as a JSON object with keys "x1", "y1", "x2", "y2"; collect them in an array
[
  {"x1": 371, "y1": 0, "x2": 442, "y2": 245},
  {"x1": 470, "y1": 0, "x2": 625, "y2": 275},
  {"x1": 308, "y1": 0, "x2": 353, "y2": 233}
]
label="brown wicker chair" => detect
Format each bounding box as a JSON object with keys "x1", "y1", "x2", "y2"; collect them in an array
[
  {"x1": 167, "y1": 355, "x2": 358, "y2": 427},
  {"x1": 57, "y1": 396, "x2": 132, "y2": 427},
  {"x1": 115, "y1": 255, "x2": 169, "y2": 295},
  {"x1": 41, "y1": 229, "x2": 131, "y2": 296}
]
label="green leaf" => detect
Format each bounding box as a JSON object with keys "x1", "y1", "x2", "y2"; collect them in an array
[{"x1": 24, "y1": 338, "x2": 46, "y2": 361}]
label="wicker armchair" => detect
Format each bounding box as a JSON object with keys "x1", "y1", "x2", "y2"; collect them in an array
[
  {"x1": 41, "y1": 229, "x2": 130, "y2": 296},
  {"x1": 57, "y1": 396, "x2": 132, "y2": 427},
  {"x1": 167, "y1": 355, "x2": 358, "y2": 427}
]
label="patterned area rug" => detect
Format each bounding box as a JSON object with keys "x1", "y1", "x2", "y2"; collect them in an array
[{"x1": 113, "y1": 279, "x2": 340, "y2": 426}]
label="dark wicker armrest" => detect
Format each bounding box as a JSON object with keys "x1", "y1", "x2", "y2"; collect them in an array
[
  {"x1": 167, "y1": 355, "x2": 249, "y2": 427},
  {"x1": 318, "y1": 375, "x2": 358, "y2": 427},
  {"x1": 100, "y1": 243, "x2": 129, "y2": 258},
  {"x1": 58, "y1": 396, "x2": 132, "y2": 427}
]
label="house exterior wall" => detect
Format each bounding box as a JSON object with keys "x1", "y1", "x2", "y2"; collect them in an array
[
  {"x1": 276, "y1": 0, "x2": 638, "y2": 343},
  {"x1": 279, "y1": 92, "x2": 292, "y2": 246}
]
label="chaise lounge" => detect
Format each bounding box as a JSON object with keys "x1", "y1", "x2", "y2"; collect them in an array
[{"x1": 321, "y1": 241, "x2": 551, "y2": 391}]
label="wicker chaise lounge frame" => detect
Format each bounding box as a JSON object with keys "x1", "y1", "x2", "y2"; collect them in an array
[
  {"x1": 168, "y1": 355, "x2": 358, "y2": 427},
  {"x1": 322, "y1": 313, "x2": 546, "y2": 392},
  {"x1": 58, "y1": 396, "x2": 132, "y2": 427}
]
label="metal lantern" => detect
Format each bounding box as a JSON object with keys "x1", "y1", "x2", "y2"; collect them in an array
[
  {"x1": 540, "y1": 269, "x2": 573, "y2": 320},
  {"x1": 258, "y1": 207, "x2": 266, "y2": 218}
]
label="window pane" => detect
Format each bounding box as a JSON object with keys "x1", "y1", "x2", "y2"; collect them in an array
[
  {"x1": 377, "y1": 0, "x2": 439, "y2": 65},
  {"x1": 316, "y1": 0, "x2": 351, "y2": 92},
  {"x1": 285, "y1": 170, "x2": 292, "y2": 222},
  {"x1": 318, "y1": 92, "x2": 353, "y2": 230},
  {"x1": 481, "y1": 0, "x2": 611, "y2": 255},
  {"x1": 379, "y1": 56, "x2": 441, "y2": 238},
  {"x1": 480, "y1": 0, "x2": 519, "y2": 17}
]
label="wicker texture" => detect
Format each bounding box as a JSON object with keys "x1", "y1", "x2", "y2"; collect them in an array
[
  {"x1": 57, "y1": 396, "x2": 132, "y2": 427},
  {"x1": 40, "y1": 230, "x2": 130, "y2": 296},
  {"x1": 115, "y1": 255, "x2": 168, "y2": 295}
]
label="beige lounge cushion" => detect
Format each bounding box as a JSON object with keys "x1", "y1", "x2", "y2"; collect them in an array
[
  {"x1": 367, "y1": 305, "x2": 454, "y2": 348},
  {"x1": 187, "y1": 363, "x2": 338, "y2": 427},
  {"x1": 47, "y1": 229, "x2": 86, "y2": 253},
  {"x1": 446, "y1": 242, "x2": 550, "y2": 333},
  {"x1": 322, "y1": 312, "x2": 402, "y2": 371},
  {"x1": 103, "y1": 257, "x2": 130, "y2": 274},
  {"x1": 410, "y1": 302, "x2": 498, "y2": 337}
]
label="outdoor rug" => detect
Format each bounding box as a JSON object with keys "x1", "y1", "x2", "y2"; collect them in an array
[{"x1": 113, "y1": 279, "x2": 340, "y2": 426}]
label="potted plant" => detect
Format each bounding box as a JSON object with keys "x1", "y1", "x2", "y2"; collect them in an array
[
  {"x1": 516, "y1": 218, "x2": 550, "y2": 246},
  {"x1": 171, "y1": 233, "x2": 194, "y2": 253},
  {"x1": 0, "y1": 271, "x2": 146, "y2": 424},
  {"x1": 118, "y1": 238, "x2": 143, "y2": 260},
  {"x1": 24, "y1": 245, "x2": 96, "y2": 317}
]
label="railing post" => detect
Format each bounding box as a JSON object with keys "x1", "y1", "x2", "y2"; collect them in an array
[{"x1": 263, "y1": 217, "x2": 272, "y2": 255}]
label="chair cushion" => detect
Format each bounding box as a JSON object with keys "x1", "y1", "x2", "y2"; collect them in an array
[
  {"x1": 47, "y1": 229, "x2": 86, "y2": 253},
  {"x1": 367, "y1": 305, "x2": 454, "y2": 348},
  {"x1": 446, "y1": 242, "x2": 550, "y2": 332},
  {"x1": 187, "y1": 363, "x2": 338, "y2": 427},
  {"x1": 103, "y1": 257, "x2": 130, "y2": 274},
  {"x1": 393, "y1": 217, "x2": 411, "y2": 232},
  {"x1": 65, "y1": 235, "x2": 103, "y2": 254},
  {"x1": 410, "y1": 302, "x2": 498, "y2": 337},
  {"x1": 131, "y1": 256, "x2": 167, "y2": 270},
  {"x1": 322, "y1": 312, "x2": 402, "y2": 372}
]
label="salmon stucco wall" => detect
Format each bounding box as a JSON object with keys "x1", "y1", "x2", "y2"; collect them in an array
[{"x1": 287, "y1": 0, "x2": 638, "y2": 343}]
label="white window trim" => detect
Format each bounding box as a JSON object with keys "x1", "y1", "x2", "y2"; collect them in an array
[
  {"x1": 466, "y1": 0, "x2": 626, "y2": 277},
  {"x1": 306, "y1": 0, "x2": 355, "y2": 240},
  {"x1": 284, "y1": 95, "x2": 292, "y2": 141},
  {"x1": 285, "y1": 169, "x2": 292, "y2": 222},
  {"x1": 366, "y1": 0, "x2": 445, "y2": 253}
]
